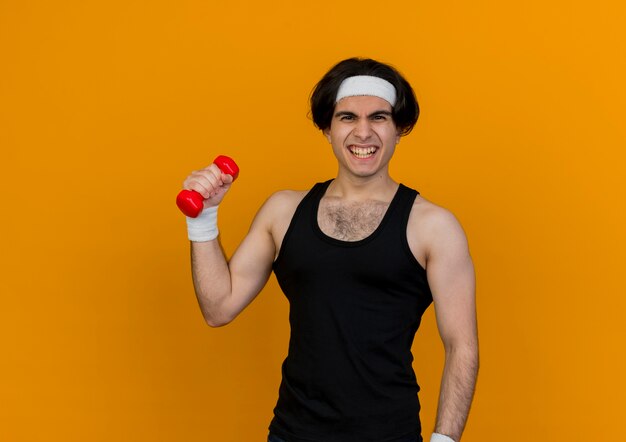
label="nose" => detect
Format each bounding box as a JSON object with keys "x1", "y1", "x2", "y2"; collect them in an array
[{"x1": 353, "y1": 118, "x2": 373, "y2": 140}]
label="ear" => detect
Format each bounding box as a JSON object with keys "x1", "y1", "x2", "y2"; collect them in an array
[
  {"x1": 395, "y1": 131, "x2": 401, "y2": 145},
  {"x1": 323, "y1": 128, "x2": 332, "y2": 143}
]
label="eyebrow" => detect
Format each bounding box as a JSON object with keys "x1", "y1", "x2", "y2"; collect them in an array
[{"x1": 334, "y1": 110, "x2": 393, "y2": 118}]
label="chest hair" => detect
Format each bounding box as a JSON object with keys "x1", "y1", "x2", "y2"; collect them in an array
[{"x1": 318, "y1": 197, "x2": 390, "y2": 242}]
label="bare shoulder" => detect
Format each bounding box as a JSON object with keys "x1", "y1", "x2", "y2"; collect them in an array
[
  {"x1": 255, "y1": 189, "x2": 309, "y2": 258},
  {"x1": 407, "y1": 195, "x2": 470, "y2": 267},
  {"x1": 411, "y1": 195, "x2": 467, "y2": 237},
  {"x1": 266, "y1": 189, "x2": 309, "y2": 206},
  {"x1": 259, "y1": 189, "x2": 308, "y2": 220}
]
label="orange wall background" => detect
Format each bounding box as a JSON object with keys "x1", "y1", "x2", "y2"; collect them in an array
[{"x1": 1, "y1": 1, "x2": 625, "y2": 440}]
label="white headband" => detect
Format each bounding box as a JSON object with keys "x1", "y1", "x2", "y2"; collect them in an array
[{"x1": 335, "y1": 75, "x2": 397, "y2": 107}]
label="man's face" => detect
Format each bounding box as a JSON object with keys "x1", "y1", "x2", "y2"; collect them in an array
[{"x1": 323, "y1": 95, "x2": 400, "y2": 180}]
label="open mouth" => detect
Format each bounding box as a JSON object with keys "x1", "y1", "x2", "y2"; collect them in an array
[{"x1": 349, "y1": 145, "x2": 378, "y2": 159}]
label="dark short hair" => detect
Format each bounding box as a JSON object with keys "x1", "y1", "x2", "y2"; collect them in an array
[{"x1": 310, "y1": 58, "x2": 419, "y2": 136}]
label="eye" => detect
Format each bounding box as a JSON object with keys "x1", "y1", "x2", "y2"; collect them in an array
[
  {"x1": 372, "y1": 114, "x2": 387, "y2": 121},
  {"x1": 340, "y1": 115, "x2": 355, "y2": 121}
]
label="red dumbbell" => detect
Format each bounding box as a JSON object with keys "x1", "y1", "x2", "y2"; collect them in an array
[{"x1": 176, "y1": 155, "x2": 239, "y2": 218}]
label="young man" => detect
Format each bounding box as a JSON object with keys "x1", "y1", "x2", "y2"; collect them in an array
[{"x1": 182, "y1": 58, "x2": 478, "y2": 442}]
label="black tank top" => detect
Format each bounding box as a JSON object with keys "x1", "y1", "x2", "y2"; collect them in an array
[{"x1": 270, "y1": 180, "x2": 433, "y2": 442}]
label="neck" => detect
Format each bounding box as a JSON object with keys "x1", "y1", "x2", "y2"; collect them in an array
[{"x1": 327, "y1": 170, "x2": 398, "y2": 202}]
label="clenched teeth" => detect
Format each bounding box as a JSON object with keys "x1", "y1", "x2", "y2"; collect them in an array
[{"x1": 349, "y1": 146, "x2": 377, "y2": 158}]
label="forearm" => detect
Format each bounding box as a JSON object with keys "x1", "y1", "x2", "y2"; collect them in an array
[
  {"x1": 190, "y1": 239, "x2": 233, "y2": 327},
  {"x1": 434, "y1": 343, "x2": 479, "y2": 441}
]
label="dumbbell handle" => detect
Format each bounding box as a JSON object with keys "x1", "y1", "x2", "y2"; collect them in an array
[{"x1": 176, "y1": 155, "x2": 239, "y2": 218}]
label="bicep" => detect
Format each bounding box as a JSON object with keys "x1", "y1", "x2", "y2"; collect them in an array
[
  {"x1": 425, "y1": 212, "x2": 477, "y2": 349},
  {"x1": 220, "y1": 201, "x2": 278, "y2": 320}
]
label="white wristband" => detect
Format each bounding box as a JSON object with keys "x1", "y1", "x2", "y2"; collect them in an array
[
  {"x1": 186, "y1": 206, "x2": 219, "y2": 242},
  {"x1": 431, "y1": 433, "x2": 455, "y2": 442}
]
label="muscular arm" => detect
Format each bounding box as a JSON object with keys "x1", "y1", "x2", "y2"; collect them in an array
[
  {"x1": 425, "y1": 210, "x2": 479, "y2": 441},
  {"x1": 190, "y1": 200, "x2": 276, "y2": 326},
  {"x1": 183, "y1": 161, "x2": 288, "y2": 326}
]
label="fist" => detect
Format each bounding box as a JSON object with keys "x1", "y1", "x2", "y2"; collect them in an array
[{"x1": 182, "y1": 163, "x2": 234, "y2": 209}]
